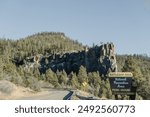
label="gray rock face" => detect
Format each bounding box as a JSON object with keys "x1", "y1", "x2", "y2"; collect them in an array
[{"x1": 23, "y1": 43, "x2": 117, "y2": 76}]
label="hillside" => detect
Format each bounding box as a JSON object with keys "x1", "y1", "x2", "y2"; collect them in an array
[
  {"x1": 0, "y1": 32, "x2": 83, "y2": 61},
  {"x1": 116, "y1": 54, "x2": 150, "y2": 99},
  {"x1": 0, "y1": 32, "x2": 150, "y2": 100}
]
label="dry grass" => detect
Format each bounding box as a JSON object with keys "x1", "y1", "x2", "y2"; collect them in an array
[
  {"x1": 0, "y1": 80, "x2": 16, "y2": 95},
  {"x1": 0, "y1": 80, "x2": 34, "y2": 99}
]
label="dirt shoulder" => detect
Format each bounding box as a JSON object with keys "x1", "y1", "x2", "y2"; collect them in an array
[{"x1": 0, "y1": 80, "x2": 69, "y2": 100}]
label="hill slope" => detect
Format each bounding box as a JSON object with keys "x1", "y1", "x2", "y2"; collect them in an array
[{"x1": 0, "y1": 32, "x2": 83, "y2": 61}]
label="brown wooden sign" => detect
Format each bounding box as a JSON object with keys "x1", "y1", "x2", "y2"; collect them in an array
[{"x1": 108, "y1": 72, "x2": 135, "y2": 95}]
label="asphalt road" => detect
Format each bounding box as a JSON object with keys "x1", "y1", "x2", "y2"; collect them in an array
[{"x1": 19, "y1": 89, "x2": 70, "y2": 100}]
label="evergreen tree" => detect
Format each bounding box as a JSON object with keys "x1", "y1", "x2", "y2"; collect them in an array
[
  {"x1": 88, "y1": 72, "x2": 101, "y2": 88},
  {"x1": 57, "y1": 70, "x2": 67, "y2": 86},
  {"x1": 67, "y1": 72, "x2": 79, "y2": 88},
  {"x1": 46, "y1": 69, "x2": 59, "y2": 88},
  {"x1": 122, "y1": 56, "x2": 144, "y2": 85},
  {"x1": 77, "y1": 66, "x2": 88, "y2": 84}
]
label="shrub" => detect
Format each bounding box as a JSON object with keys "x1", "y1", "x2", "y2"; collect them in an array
[
  {"x1": 26, "y1": 77, "x2": 41, "y2": 91},
  {"x1": 0, "y1": 80, "x2": 16, "y2": 94}
]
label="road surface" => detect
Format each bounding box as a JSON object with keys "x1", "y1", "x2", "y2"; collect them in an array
[{"x1": 19, "y1": 88, "x2": 70, "y2": 100}]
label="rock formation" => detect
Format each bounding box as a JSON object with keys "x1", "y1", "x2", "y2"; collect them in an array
[{"x1": 22, "y1": 43, "x2": 117, "y2": 77}]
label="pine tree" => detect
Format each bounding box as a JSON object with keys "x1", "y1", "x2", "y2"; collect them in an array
[
  {"x1": 122, "y1": 56, "x2": 143, "y2": 85},
  {"x1": 77, "y1": 66, "x2": 88, "y2": 84},
  {"x1": 57, "y1": 70, "x2": 67, "y2": 86},
  {"x1": 67, "y1": 72, "x2": 79, "y2": 89},
  {"x1": 88, "y1": 72, "x2": 101, "y2": 88},
  {"x1": 46, "y1": 69, "x2": 59, "y2": 88}
]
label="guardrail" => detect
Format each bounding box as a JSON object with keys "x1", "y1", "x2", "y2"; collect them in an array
[
  {"x1": 63, "y1": 91, "x2": 74, "y2": 100},
  {"x1": 63, "y1": 90, "x2": 100, "y2": 100}
]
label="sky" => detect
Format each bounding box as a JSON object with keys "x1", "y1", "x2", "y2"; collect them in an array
[{"x1": 0, "y1": 0, "x2": 150, "y2": 56}]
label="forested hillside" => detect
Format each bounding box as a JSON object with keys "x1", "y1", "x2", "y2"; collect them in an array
[
  {"x1": 0, "y1": 32, "x2": 83, "y2": 60},
  {"x1": 116, "y1": 55, "x2": 150, "y2": 99},
  {"x1": 0, "y1": 32, "x2": 150, "y2": 99}
]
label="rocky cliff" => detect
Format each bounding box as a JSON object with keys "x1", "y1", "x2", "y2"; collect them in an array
[{"x1": 23, "y1": 43, "x2": 117, "y2": 77}]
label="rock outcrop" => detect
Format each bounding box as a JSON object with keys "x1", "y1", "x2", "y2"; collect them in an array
[{"x1": 23, "y1": 43, "x2": 117, "y2": 77}]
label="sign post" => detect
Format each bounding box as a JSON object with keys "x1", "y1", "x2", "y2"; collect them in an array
[{"x1": 108, "y1": 72, "x2": 137, "y2": 100}]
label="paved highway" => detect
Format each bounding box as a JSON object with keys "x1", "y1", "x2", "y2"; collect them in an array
[{"x1": 19, "y1": 89, "x2": 70, "y2": 100}]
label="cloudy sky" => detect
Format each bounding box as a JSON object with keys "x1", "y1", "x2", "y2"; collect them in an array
[{"x1": 0, "y1": 0, "x2": 150, "y2": 56}]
